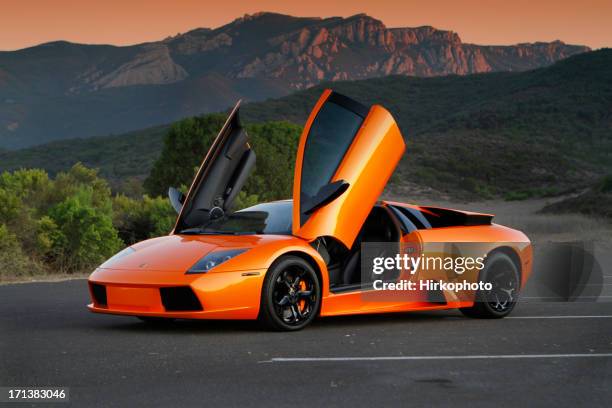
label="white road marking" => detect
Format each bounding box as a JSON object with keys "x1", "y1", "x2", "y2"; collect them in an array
[
  {"x1": 507, "y1": 315, "x2": 612, "y2": 319},
  {"x1": 264, "y1": 353, "x2": 612, "y2": 363}
]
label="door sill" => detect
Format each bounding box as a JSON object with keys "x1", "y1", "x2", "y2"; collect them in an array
[{"x1": 330, "y1": 283, "x2": 374, "y2": 294}]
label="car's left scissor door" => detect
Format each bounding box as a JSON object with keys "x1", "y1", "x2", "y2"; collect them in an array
[{"x1": 292, "y1": 90, "x2": 405, "y2": 250}]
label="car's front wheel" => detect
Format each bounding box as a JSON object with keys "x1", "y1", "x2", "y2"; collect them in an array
[
  {"x1": 459, "y1": 252, "x2": 520, "y2": 318},
  {"x1": 259, "y1": 256, "x2": 321, "y2": 331}
]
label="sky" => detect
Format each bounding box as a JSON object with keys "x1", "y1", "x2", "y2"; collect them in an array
[{"x1": 1, "y1": 0, "x2": 610, "y2": 51}]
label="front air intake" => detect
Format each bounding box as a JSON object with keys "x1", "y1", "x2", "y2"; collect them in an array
[
  {"x1": 90, "y1": 283, "x2": 107, "y2": 307},
  {"x1": 159, "y1": 287, "x2": 203, "y2": 311}
]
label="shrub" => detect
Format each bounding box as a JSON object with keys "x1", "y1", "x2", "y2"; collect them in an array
[
  {"x1": 113, "y1": 194, "x2": 175, "y2": 244},
  {"x1": 598, "y1": 175, "x2": 612, "y2": 193},
  {"x1": 0, "y1": 164, "x2": 185, "y2": 280},
  {"x1": 47, "y1": 188, "x2": 123, "y2": 272},
  {"x1": 504, "y1": 191, "x2": 532, "y2": 201},
  {"x1": 233, "y1": 191, "x2": 260, "y2": 210},
  {"x1": 52, "y1": 163, "x2": 113, "y2": 212},
  {"x1": 0, "y1": 224, "x2": 43, "y2": 279}
]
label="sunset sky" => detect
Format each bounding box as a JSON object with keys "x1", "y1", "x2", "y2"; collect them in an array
[{"x1": 1, "y1": 0, "x2": 610, "y2": 51}]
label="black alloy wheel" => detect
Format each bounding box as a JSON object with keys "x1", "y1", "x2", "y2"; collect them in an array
[
  {"x1": 485, "y1": 262, "x2": 518, "y2": 313},
  {"x1": 260, "y1": 256, "x2": 321, "y2": 331},
  {"x1": 460, "y1": 252, "x2": 520, "y2": 318}
]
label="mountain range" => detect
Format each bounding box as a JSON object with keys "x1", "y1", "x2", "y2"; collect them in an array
[
  {"x1": 2, "y1": 50, "x2": 610, "y2": 199},
  {"x1": 0, "y1": 12, "x2": 590, "y2": 149}
]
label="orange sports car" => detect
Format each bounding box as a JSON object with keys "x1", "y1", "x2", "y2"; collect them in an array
[{"x1": 88, "y1": 89, "x2": 532, "y2": 330}]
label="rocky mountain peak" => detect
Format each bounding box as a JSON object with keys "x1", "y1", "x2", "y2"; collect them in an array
[{"x1": 0, "y1": 12, "x2": 592, "y2": 148}]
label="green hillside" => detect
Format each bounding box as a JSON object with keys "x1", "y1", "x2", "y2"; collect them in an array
[
  {"x1": 242, "y1": 49, "x2": 612, "y2": 196},
  {"x1": 1, "y1": 49, "x2": 611, "y2": 198},
  {"x1": 0, "y1": 125, "x2": 169, "y2": 191}
]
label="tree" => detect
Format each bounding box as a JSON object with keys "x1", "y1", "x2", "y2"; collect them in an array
[
  {"x1": 243, "y1": 121, "x2": 301, "y2": 203},
  {"x1": 144, "y1": 114, "x2": 227, "y2": 197},
  {"x1": 144, "y1": 113, "x2": 302, "y2": 207}
]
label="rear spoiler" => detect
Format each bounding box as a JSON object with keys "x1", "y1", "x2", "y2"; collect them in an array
[{"x1": 419, "y1": 206, "x2": 494, "y2": 226}]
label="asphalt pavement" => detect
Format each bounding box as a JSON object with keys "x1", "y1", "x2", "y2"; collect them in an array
[{"x1": 1, "y1": 279, "x2": 611, "y2": 407}]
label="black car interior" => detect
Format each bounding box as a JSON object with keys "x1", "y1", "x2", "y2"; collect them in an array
[{"x1": 318, "y1": 205, "x2": 401, "y2": 291}]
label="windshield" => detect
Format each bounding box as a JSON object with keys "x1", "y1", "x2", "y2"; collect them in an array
[{"x1": 179, "y1": 201, "x2": 292, "y2": 235}]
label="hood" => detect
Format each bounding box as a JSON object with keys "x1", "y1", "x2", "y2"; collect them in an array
[
  {"x1": 99, "y1": 235, "x2": 230, "y2": 272},
  {"x1": 97, "y1": 234, "x2": 290, "y2": 273}
]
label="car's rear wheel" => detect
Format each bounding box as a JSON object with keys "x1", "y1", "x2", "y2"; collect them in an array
[
  {"x1": 459, "y1": 252, "x2": 520, "y2": 318},
  {"x1": 259, "y1": 256, "x2": 321, "y2": 331}
]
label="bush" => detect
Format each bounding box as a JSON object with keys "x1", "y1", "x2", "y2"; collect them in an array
[
  {"x1": 504, "y1": 191, "x2": 532, "y2": 201},
  {"x1": 0, "y1": 164, "x2": 179, "y2": 280},
  {"x1": 0, "y1": 168, "x2": 52, "y2": 254},
  {"x1": 233, "y1": 191, "x2": 260, "y2": 210},
  {"x1": 0, "y1": 224, "x2": 43, "y2": 280},
  {"x1": 597, "y1": 175, "x2": 612, "y2": 193},
  {"x1": 48, "y1": 188, "x2": 123, "y2": 272},
  {"x1": 113, "y1": 194, "x2": 175, "y2": 244}
]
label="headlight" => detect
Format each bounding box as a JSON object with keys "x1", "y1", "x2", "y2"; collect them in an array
[
  {"x1": 186, "y1": 249, "x2": 248, "y2": 274},
  {"x1": 100, "y1": 246, "x2": 135, "y2": 267}
]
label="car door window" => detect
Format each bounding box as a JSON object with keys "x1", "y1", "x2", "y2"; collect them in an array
[{"x1": 300, "y1": 101, "x2": 364, "y2": 225}]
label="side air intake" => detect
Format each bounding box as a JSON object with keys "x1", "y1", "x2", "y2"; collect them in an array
[{"x1": 90, "y1": 283, "x2": 107, "y2": 307}]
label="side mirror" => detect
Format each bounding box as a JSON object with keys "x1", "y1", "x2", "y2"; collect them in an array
[
  {"x1": 168, "y1": 187, "x2": 186, "y2": 214},
  {"x1": 302, "y1": 180, "x2": 350, "y2": 215}
]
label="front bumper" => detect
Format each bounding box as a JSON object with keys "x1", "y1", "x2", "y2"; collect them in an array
[{"x1": 87, "y1": 267, "x2": 267, "y2": 320}]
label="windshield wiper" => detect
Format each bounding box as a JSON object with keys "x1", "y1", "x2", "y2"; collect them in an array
[
  {"x1": 178, "y1": 228, "x2": 219, "y2": 235},
  {"x1": 178, "y1": 228, "x2": 259, "y2": 235}
]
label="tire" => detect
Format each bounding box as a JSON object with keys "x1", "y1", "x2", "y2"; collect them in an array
[
  {"x1": 259, "y1": 256, "x2": 321, "y2": 331},
  {"x1": 459, "y1": 252, "x2": 520, "y2": 319}
]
